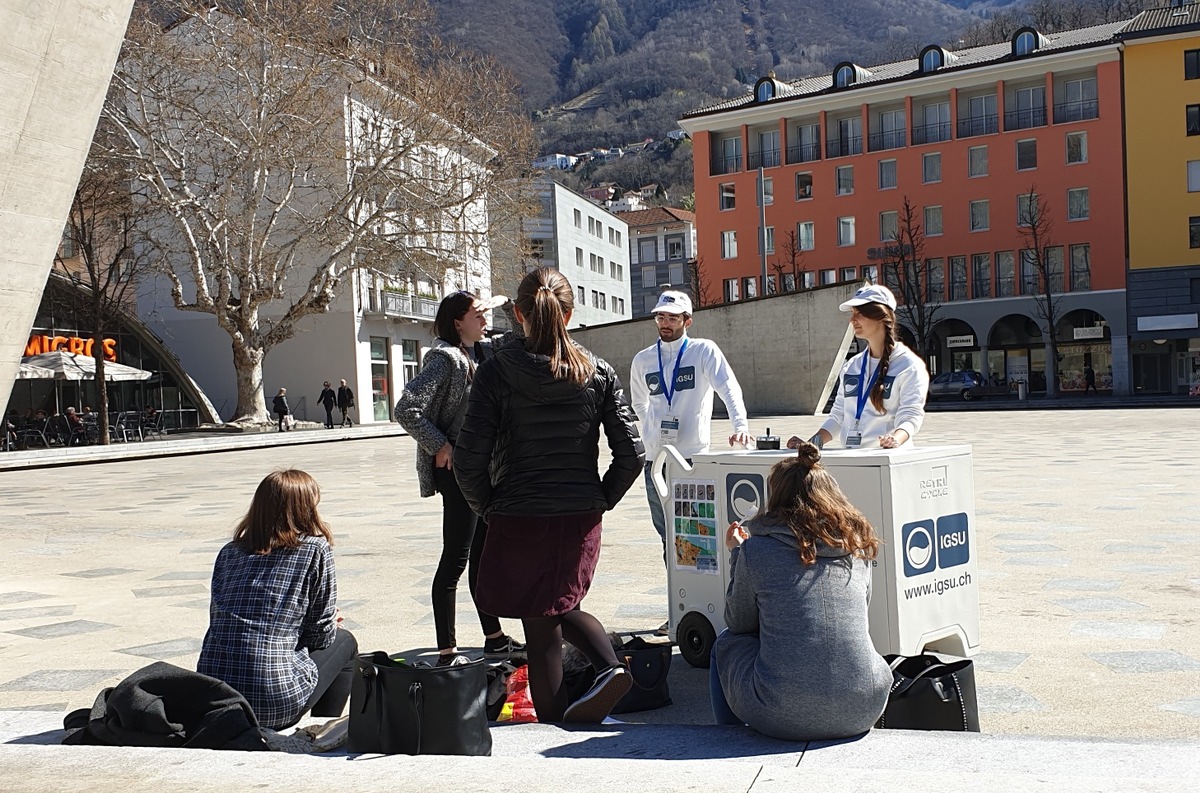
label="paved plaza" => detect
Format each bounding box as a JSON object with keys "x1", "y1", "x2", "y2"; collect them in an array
[{"x1": 0, "y1": 408, "x2": 1198, "y2": 742}]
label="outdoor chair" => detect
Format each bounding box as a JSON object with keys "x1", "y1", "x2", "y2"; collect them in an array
[
  {"x1": 19, "y1": 419, "x2": 50, "y2": 448},
  {"x1": 142, "y1": 414, "x2": 166, "y2": 440},
  {"x1": 111, "y1": 412, "x2": 140, "y2": 443}
]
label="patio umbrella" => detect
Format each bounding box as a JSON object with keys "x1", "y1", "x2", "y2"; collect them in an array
[
  {"x1": 16, "y1": 361, "x2": 57, "y2": 379},
  {"x1": 19, "y1": 351, "x2": 152, "y2": 381}
]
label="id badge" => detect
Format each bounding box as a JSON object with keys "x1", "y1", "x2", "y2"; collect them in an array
[
  {"x1": 659, "y1": 415, "x2": 680, "y2": 442},
  {"x1": 845, "y1": 432, "x2": 863, "y2": 448}
]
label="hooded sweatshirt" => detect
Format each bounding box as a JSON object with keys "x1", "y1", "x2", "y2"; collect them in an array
[
  {"x1": 453, "y1": 342, "x2": 644, "y2": 518},
  {"x1": 715, "y1": 515, "x2": 891, "y2": 741}
]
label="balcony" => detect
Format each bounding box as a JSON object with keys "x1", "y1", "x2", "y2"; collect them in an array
[
  {"x1": 911, "y1": 121, "x2": 951, "y2": 145},
  {"x1": 868, "y1": 129, "x2": 906, "y2": 152},
  {"x1": 826, "y1": 136, "x2": 863, "y2": 158},
  {"x1": 957, "y1": 114, "x2": 998, "y2": 138},
  {"x1": 368, "y1": 291, "x2": 440, "y2": 321},
  {"x1": 747, "y1": 148, "x2": 782, "y2": 169},
  {"x1": 787, "y1": 140, "x2": 821, "y2": 164},
  {"x1": 1053, "y1": 100, "x2": 1098, "y2": 124},
  {"x1": 1005, "y1": 106, "x2": 1047, "y2": 131},
  {"x1": 712, "y1": 155, "x2": 743, "y2": 176}
]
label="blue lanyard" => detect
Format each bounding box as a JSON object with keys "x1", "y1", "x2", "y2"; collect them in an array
[
  {"x1": 656, "y1": 337, "x2": 689, "y2": 408},
  {"x1": 854, "y1": 352, "x2": 883, "y2": 424}
]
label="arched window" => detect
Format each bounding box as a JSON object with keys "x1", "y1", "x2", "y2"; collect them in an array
[
  {"x1": 1014, "y1": 30, "x2": 1038, "y2": 56},
  {"x1": 922, "y1": 48, "x2": 943, "y2": 73},
  {"x1": 756, "y1": 80, "x2": 775, "y2": 103},
  {"x1": 834, "y1": 64, "x2": 855, "y2": 88}
]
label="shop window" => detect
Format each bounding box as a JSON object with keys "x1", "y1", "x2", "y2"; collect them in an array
[
  {"x1": 719, "y1": 183, "x2": 736, "y2": 210},
  {"x1": 968, "y1": 145, "x2": 988, "y2": 177},
  {"x1": 970, "y1": 199, "x2": 989, "y2": 231},
  {"x1": 836, "y1": 166, "x2": 854, "y2": 195},
  {"x1": 922, "y1": 152, "x2": 941, "y2": 184},
  {"x1": 1016, "y1": 139, "x2": 1037, "y2": 170},
  {"x1": 1066, "y1": 132, "x2": 1087, "y2": 164},
  {"x1": 721, "y1": 230, "x2": 737, "y2": 258},
  {"x1": 879, "y1": 159, "x2": 897, "y2": 190},
  {"x1": 796, "y1": 172, "x2": 813, "y2": 200},
  {"x1": 925, "y1": 205, "x2": 943, "y2": 236},
  {"x1": 1067, "y1": 188, "x2": 1089, "y2": 221}
]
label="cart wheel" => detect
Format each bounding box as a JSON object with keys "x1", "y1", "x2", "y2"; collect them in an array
[{"x1": 677, "y1": 612, "x2": 716, "y2": 668}]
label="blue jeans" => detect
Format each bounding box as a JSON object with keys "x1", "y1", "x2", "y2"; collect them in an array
[{"x1": 709, "y1": 630, "x2": 744, "y2": 726}]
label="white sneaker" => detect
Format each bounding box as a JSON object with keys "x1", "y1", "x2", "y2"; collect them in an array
[{"x1": 562, "y1": 666, "x2": 632, "y2": 723}]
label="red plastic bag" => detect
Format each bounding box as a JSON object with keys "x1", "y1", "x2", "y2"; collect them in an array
[{"x1": 497, "y1": 665, "x2": 537, "y2": 723}]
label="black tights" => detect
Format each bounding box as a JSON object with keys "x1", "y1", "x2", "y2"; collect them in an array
[
  {"x1": 521, "y1": 607, "x2": 620, "y2": 723},
  {"x1": 432, "y1": 466, "x2": 501, "y2": 650}
]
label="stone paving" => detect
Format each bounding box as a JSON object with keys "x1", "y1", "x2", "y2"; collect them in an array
[{"x1": 0, "y1": 409, "x2": 1198, "y2": 739}]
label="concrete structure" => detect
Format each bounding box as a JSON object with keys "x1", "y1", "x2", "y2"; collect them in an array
[
  {"x1": 573, "y1": 281, "x2": 857, "y2": 416},
  {"x1": 1120, "y1": 4, "x2": 1200, "y2": 395},
  {"x1": 615, "y1": 206, "x2": 698, "y2": 318},
  {"x1": 0, "y1": 0, "x2": 136, "y2": 419},
  {"x1": 679, "y1": 19, "x2": 1135, "y2": 397},
  {"x1": 507, "y1": 180, "x2": 631, "y2": 330}
]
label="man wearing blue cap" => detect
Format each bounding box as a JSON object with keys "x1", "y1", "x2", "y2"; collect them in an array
[{"x1": 630, "y1": 291, "x2": 751, "y2": 632}]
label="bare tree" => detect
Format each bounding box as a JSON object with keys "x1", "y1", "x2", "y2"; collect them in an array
[
  {"x1": 880, "y1": 196, "x2": 940, "y2": 362},
  {"x1": 102, "y1": 0, "x2": 535, "y2": 422},
  {"x1": 686, "y1": 255, "x2": 714, "y2": 308},
  {"x1": 52, "y1": 129, "x2": 153, "y2": 444},
  {"x1": 1017, "y1": 185, "x2": 1063, "y2": 398},
  {"x1": 768, "y1": 229, "x2": 805, "y2": 294}
]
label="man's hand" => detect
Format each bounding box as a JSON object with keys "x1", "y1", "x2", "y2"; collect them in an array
[
  {"x1": 729, "y1": 431, "x2": 752, "y2": 448},
  {"x1": 786, "y1": 435, "x2": 804, "y2": 449},
  {"x1": 434, "y1": 442, "x2": 453, "y2": 469}
]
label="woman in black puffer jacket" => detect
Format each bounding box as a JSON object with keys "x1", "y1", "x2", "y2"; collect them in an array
[{"x1": 454, "y1": 266, "x2": 644, "y2": 724}]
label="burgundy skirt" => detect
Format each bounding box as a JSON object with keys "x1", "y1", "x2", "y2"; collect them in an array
[{"x1": 475, "y1": 511, "x2": 604, "y2": 619}]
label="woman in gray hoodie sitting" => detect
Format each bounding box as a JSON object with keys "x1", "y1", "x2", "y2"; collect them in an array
[{"x1": 711, "y1": 441, "x2": 892, "y2": 741}]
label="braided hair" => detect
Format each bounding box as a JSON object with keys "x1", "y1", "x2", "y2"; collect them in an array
[{"x1": 856, "y1": 302, "x2": 898, "y2": 413}]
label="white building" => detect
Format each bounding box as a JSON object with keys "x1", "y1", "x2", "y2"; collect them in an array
[
  {"x1": 515, "y1": 180, "x2": 630, "y2": 329},
  {"x1": 615, "y1": 207, "x2": 697, "y2": 317},
  {"x1": 532, "y1": 153, "x2": 579, "y2": 171}
]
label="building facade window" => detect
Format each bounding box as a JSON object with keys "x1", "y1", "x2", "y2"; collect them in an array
[
  {"x1": 821, "y1": 269, "x2": 837, "y2": 285},
  {"x1": 838, "y1": 266, "x2": 856, "y2": 282},
  {"x1": 638, "y1": 238, "x2": 657, "y2": 263},
  {"x1": 576, "y1": 247, "x2": 583, "y2": 267},
  {"x1": 717, "y1": 136, "x2": 742, "y2": 174},
  {"x1": 922, "y1": 152, "x2": 941, "y2": 183},
  {"x1": 1069, "y1": 244, "x2": 1091, "y2": 290},
  {"x1": 743, "y1": 277, "x2": 758, "y2": 299},
  {"x1": 1045, "y1": 247, "x2": 1064, "y2": 292},
  {"x1": 836, "y1": 165, "x2": 854, "y2": 195},
  {"x1": 796, "y1": 172, "x2": 813, "y2": 199},
  {"x1": 1016, "y1": 138, "x2": 1037, "y2": 170},
  {"x1": 797, "y1": 221, "x2": 815, "y2": 250},
  {"x1": 949, "y1": 255, "x2": 967, "y2": 301},
  {"x1": 721, "y1": 230, "x2": 738, "y2": 258},
  {"x1": 879, "y1": 159, "x2": 897, "y2": 190},
  {"x1": 1188, "y1": 105, "x2": 1200, "y2": 136},
  {"x1": 970, "y1": 199, "x2": 989, "y2": 231},
  {"x1": 1018, "y1": 193, "x2": 1037, "y2": 227},
  {"x1": 762, "y1": 226, "x2": 775, "y2": 254},
  {"x1": 924, "y1": 205, "x2": 943, "y2": 236},
  {"x1": 667, "y1": 237, "x2": 684, "y2": 259},
  {"x1": 1187, "y1": 49, "x2": 1200, "y2": 80},
  {"x1": 669, "y1": 262, "x2": 684, "y2": 284},
  {"x1": 927, "y1": 258, "x2": 945, "y2": 302},
  {"x1": 1015, "y1": 30, "x2": 1037, "y2": 56},
  {"x1": 1190, "y1": 161, "x2": 1200, "y2": 192},
  {"x1": 879, "y1": 211, "x2": 898, "y2": 242},
  {"x1": 996, "y1": 251, "x2": 1015, "y2": 296},
  {"x1": 719, "y1": 183, "x2": 736, "y2": 210},
  {"x1": 968, "y1": 145, "x2": 988, "y2": 177},
  {"x1": 971, "y1": 253, "x2": 991, "y2": 298},
  {"x1": 641, "y1": 265, "x2": 656, "y2": 288},
  {"x1": 838, "y1": 216, "x2": 856, "y2": 246},
  {"x1": 573, "y1": 208, "x2": 581, "y2": 228},
  {"x1": 1020, "y1": 249, "x2": 1039, "y2": 294},
  {"x1": 756, "y1": 176, "x2": 774, "y2": 206},
  {"x1": 862, "y1": 264, "x2": 878, "y2": 283},
  {"x1": 1066, "y1": 131, "x2": 1087, "y2": 164},
  {"x1": 578, "y1": 286, "x2": 586, "y2": 304},
  {"x1": 1190, "y1": 217, "x2": 1200, "y2": 248},
  {"x1": 1067, "y1": 188, "x2": 1089, "y2": 221}
]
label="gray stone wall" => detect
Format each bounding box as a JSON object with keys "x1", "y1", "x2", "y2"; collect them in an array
[
  {"x1": 0, "y1": 0, "x2": 135, "y2": 417},
  {"x1": 572, "y1": 282, "x2": 860, "y2": 416}
]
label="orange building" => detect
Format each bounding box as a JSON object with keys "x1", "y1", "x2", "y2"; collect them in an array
[{"x1": 679, "y1": 22, "x2": 1132, "y2": 395}]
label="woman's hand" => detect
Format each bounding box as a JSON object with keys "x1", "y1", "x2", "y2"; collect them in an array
[
  {"x1": 878, "y1": 429, "x2": 909, "y2": 448},
  {"x1": 434, "y1": 442, "x2": 453, "y2": 469},
  {"x1": 726, "y1": 521, "x2": 748, "y2": 550},
  {"x1": 786, "y1": 435, "x2": 804, "y2": 449}
]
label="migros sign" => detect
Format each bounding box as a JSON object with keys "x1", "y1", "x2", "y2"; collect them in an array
[{"x1": 25, "y1": 334, "x2": 117, "y2": 361}]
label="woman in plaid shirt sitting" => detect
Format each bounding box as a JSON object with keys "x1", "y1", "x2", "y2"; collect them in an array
[{"x1": 198, "y1": 469, "x2": 357, "y2": 729}]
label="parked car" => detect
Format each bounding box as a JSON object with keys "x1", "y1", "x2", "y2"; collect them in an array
[{"x1": 928, "y1": 370, "x2": 985, "y2": 401}]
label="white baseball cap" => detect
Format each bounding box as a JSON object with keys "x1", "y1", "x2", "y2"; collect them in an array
[
  {"x1": 652, "y1": 291, "x2": 693, "y2": 315},
  {"x1": 839, "y1": 284, "x2": 897, "y2": 312}
]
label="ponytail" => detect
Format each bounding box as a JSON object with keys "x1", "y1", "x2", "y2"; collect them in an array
[{"x1": 515, "y1": 267, "x2": 594, "y2": 387}]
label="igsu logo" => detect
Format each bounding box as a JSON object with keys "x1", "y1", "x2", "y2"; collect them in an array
[
  {"x1": 919, "y1": 465, "x2": 950, "y2": 501},
  {"x1": 901, "y1": 512, "x2": 970, "y2": 577}
]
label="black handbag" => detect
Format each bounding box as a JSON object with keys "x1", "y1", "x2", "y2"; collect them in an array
[
  {"x1": 348, "y1": 652, "x2": 492, "y2": 756},
  {"x1": 612, "y1": 636, "x2": 673, "y2": 714},
  {"x1": 876, "y1": 653, "x2": 980, "y2": 732}
]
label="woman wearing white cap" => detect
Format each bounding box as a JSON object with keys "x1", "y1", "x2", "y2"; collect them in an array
[{"x1": 789, "y1": 284, "x2": 929, "y2": 450}]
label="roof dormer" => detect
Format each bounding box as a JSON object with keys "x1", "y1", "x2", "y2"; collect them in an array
[
  {"x1": 754, "y1": 71, "x2": 786, "y2": 104},
  {"x1": 832, "y1": 62, "x2": 871, "y2": 89},
  {"x1": 1012, "y1": 27, "x2": 1050, "y2": 57},
  {"x1": 918, "y1": 45, "x2": 958, "y2": 74}
]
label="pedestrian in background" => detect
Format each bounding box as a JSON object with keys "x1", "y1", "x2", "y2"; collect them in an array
[
  {"x1": 272, "y1": 388, "x2": 291, "y2": 432},
  {"x1": 455, "y1": 266, "x2": 644, "y2": 723},
  {"x1": 318, "y1": 382, "x2": 337, "y2": 429},
  {"x1": 395, "y1": 290, "x2": 524, "y2": 667},
  {"x1": 336, "y1": 379, "x2": 354, "y2": 427}
]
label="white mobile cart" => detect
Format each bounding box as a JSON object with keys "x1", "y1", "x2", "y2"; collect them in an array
[{"x1": 651, "y1": 445, "x2": 980, "y2": 667}]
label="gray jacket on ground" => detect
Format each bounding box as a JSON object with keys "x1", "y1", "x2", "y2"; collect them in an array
[{"x1": 714, "y1": 516, "x2": 891, "y2": 741}]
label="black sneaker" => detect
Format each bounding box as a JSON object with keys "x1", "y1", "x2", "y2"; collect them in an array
[
  {"x1": 435, "y1": 653, "x2": 471, "y2": 668},
  {"x1": 563, "y1": 666, "x2": 631, "y2": 723},
  {"x1": 484, "y1": 635, "x2": 527, "y2": 661}
]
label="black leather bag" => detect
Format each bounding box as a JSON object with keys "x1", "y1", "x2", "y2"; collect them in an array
[
  {"x1": 612, "y1": 636, "x2": 673, "y2": 714},
  {"x1": 876, "y1": 654, "x2": 980, "y2": 732},
  {"x1": 348, "y1": 652, "x2": 492, "y2": 755}
]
